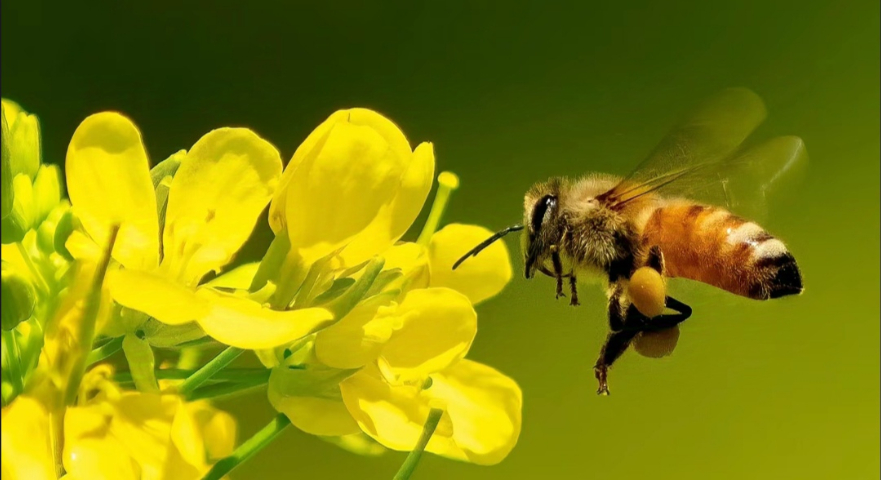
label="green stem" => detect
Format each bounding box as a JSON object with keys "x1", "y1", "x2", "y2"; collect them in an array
[
  {"x1": 177, "y1": 347, "x2": 243, "y2": 397},
  {"x1": 186, "y1": 380, "x2": 267, "y2": 402},
  {"x1": 202, "y1": 413, "x2": 292, "y2": 480},
  {"x1": 86, "y1": 336, "x2": 124, "y2": 366},
  {"x1": 113, "y1": 367, "x2": 271, "y2": 384},
  {"x1": 417, "y1": 172, "x2": 459, "y2": 246},
  {"x1": 393, "y1": 408, "x2": 444, "y2": 480}
]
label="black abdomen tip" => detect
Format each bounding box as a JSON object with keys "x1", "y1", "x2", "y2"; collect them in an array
[{"x1": 768, "y1": 257, "x2": 803, "y2": 299}]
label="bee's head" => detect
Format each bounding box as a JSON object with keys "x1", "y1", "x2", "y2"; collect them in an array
[{"x1": 522, "y1": 178, "x2": 566, "y2": 279}]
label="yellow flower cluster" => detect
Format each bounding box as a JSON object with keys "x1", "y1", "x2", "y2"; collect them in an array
[
  {"x1": 2, "y1": 367, "x2": 236, "y2": 480},
  {"x1": 2, "y1": 100, "x2": 523, "y2": 478}
]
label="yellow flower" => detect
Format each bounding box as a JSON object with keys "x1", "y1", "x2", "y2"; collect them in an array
[
  {"x1": 270, "y1": 177, "x2": 521, "y2": 464},
  {"x1": 1, "y1": 368, "x2": 236, "y2": 480},
  {"x1": 261, "y1": 108, "x2": 435, "y2": 304},
  {"x1": 64, "y1": 112, "x2": 333, "y2": 349}
]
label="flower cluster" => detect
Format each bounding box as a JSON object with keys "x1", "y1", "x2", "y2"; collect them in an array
[{"x1": 1, "y1": 101, "x2": 522, "y2": 478}]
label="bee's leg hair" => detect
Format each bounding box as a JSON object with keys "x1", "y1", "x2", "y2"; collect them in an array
[
  {"x1": 551, "y1": 250, "x2": 565, "y2": 299},
  {"x1": 569, "y1": 275, "x2": 580, "y2": 306},
  {"x1": 594, "y1": 288, "x2": 634, "y2": 395}
]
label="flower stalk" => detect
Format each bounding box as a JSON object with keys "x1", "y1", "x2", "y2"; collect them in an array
[
  {"x1": 203, "y1": 413, "x2": 292, "y2": 480},
  {"x1": 177, "y1": 346, "x2": 244, "y2": 398},
  {"x1": 393, "y1": 408, "x2": 445, "y2": 480}
]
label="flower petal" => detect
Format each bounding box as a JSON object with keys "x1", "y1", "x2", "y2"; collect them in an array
[
  {"x1": 268, "y1": 364, "x2": 360, "y2": 436},
  {"x1": 65, "y1": 112, "x2": 159, "y2": 270},
  {"x1": 162, "y1": 128, "x2": 282, "y2": 284},
  {"x1": 278, "y1": 109, "x2": 413, "y2": 265},
  {"x1": 428, "y1": 224, "x2": 513, "y2": 305},
  {"x1": 339, "y1": 368, "x2": 454, "y2": 452},
  {"x1": 338, "y1": 141, "x2": 435, "y2": 266},
  {"x1": 269, "y1": 111, "x2": 348, "y2": 234},
  {"x1": 380, "y1": 288, "x2": 476, "y2": 382},
  {"x1": 109, "y1": 268, "x2": 211, "y2": 325},
  {"x1": 314, "y1": 299, "x2": 398, "y2": 369},
  {"x1": 194, "y1": 289, "x2": 334, "y2": 349},
  {"x1": 426, "y1": 359, "x2": 522, "y2": 465},
  {"x1": 383, "y1": 242, "x2": 430, "y2": 293},
  {"x1": 271, "y1": 395, "x2": 360, "y2": 437},
  {"x1": 205, "y1": 262, "x2": 260, "y2": 290},
  {"x1": 170, "y1": 400, "x2": 237, "y2": 468},
  {"x1": 64, "y1": 406, "x2": 140, "y2": 480},
  {"x1": 1, "y1": 396, "x2": 55, "y2": 480}
]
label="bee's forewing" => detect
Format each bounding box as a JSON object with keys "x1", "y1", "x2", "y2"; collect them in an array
[{"x1": 604, "y1": 88, "x2": 807, "y2": 221}]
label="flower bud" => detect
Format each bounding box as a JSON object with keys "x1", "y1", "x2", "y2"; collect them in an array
[
  {"x1": 1, "y1": 99, "x2": 41, "y2": 179},
  {"x1": 0, "y1": 174, "x2": 34, "y2": 243},
  {"x1": 53, "y1": 207, "x2": 78, "y2": 260},
  {"x1": 32, "y1": 164, "x2": 62, "y2": 225},
  {"x1": 1, "y1": 107, "x2": 12, "y2": 219},
  {"x1": 1, "y1": 260, "x2": 37, "y2": 331}
]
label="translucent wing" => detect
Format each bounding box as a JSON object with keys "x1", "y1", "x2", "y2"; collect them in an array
[{"x1": 600, "y1": 88, "x2": 807, "y2": 220}]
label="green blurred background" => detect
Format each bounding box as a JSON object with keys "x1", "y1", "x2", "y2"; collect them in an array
[{"x1": 2, "y1": 1, "x2": 878, "y2": 479}]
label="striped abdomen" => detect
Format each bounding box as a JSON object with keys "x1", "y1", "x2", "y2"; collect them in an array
[{"x1": 640, "y1": 203, "x2": 803, "y2": 300}]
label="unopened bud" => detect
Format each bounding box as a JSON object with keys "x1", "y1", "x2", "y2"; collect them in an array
[{"x1": 1, "y1": 261, "x2": 37, "y2": 331}]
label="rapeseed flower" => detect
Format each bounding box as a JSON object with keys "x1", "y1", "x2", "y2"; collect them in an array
[
  {"x1": 256, "y1": 110, "x2": 522, "y2": 465},
  {"x1": 64, "y1": 113, "x2": 333, "y2": 349},
  {"x1": 1, "y1": 367, "x2": 236, "y2": 480}
]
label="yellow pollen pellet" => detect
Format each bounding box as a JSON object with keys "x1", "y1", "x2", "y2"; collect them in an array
[{"x1": 628, "y1": 267, "x2": 666, "y2": 318}]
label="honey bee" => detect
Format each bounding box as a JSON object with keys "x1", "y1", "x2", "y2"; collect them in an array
[{"x1": 454, "y1": 88, "x2": 806, "y2": 395}]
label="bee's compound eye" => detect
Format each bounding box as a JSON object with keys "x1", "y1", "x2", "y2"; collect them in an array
[
  {"x1": 628, "y1": 267, "x2": 666, "y2": 317},
  {"x1": 531, "y1": 195, "x2": 557, "y2": 233}
]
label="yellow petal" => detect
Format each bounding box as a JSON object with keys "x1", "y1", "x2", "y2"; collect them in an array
[
  {"x1": 269, "y1": 110, "x2": 348, "y2": 234},
  {"x1": 271, "y1": 395, "x2": 360, "y2": 437},
  {"x1": 63, "y1": 406, "x2": 140, "y2": 480},
  {"x1": 314, "y1": 299, "x2": 398, "y2": 369},
  {"x1": 205, "y1": 262, "x2": 260, "y2": 290},
  {"x1": 194, "y1": 288, "x2": 334, "y2": 349},
  {"x1": 171, "y1": 400, "x2": 237, "y2": 468},
  {"x1": 339, "y1": 369, "x2": 453, "y2": 452},
  {"x1": 0, "y1": 396, "x2": 55, "y2": 480},
  {"x1": 382, "y1": 242, "x2": 430, "y2": 292},
  {"x1": 380, "y1": 288, "x2": 476, "y2": 382},
  {"x1": 109, "y1": 268, "x2": 211, "y2": 325},
  {"x1": 268, "y1": 363, "x2": 361, "y2": 436},
  {"x1": 428, "y1": 223, "x2": 513, "y2": 305},
  {"x1": 161, "y1": 128, "x2": 282, "y2": 285},
  {"x1": 65, "y1": 112, "x2": 159, "y2": 270},
  {"x1": 426, "y1": 359, "x2": 522, "y2": 465},
  {"x1": 338, "y1": 141, "x2": 435, "y2": 266},
  {"x1": 278, "y1": 109, "x2": 414, "y2": 265}
]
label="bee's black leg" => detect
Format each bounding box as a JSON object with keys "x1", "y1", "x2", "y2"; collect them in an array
[
  {"x1": 594, "y1": 288, "x2": 630, "y2": 395},
  {"x1": 644, "y1": 296, "x2": 692, "y2": 331},
  {"x1": 569, "y1": 275, "x2": 580, "y2": 306},
  {"x1": 594, "y1": 329, "x2": 638, "y2": 395},
  {"x1": 646, "y1": 245, "x2": 665, "y2": 274},
  {"x1": 551, "y1": 250, "x2": 565, "y2": 299}
]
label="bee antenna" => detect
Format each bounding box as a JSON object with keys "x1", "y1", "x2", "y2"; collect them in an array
[{"x1": 452, "y1": 225, "x2": 525, "y2": 270}]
